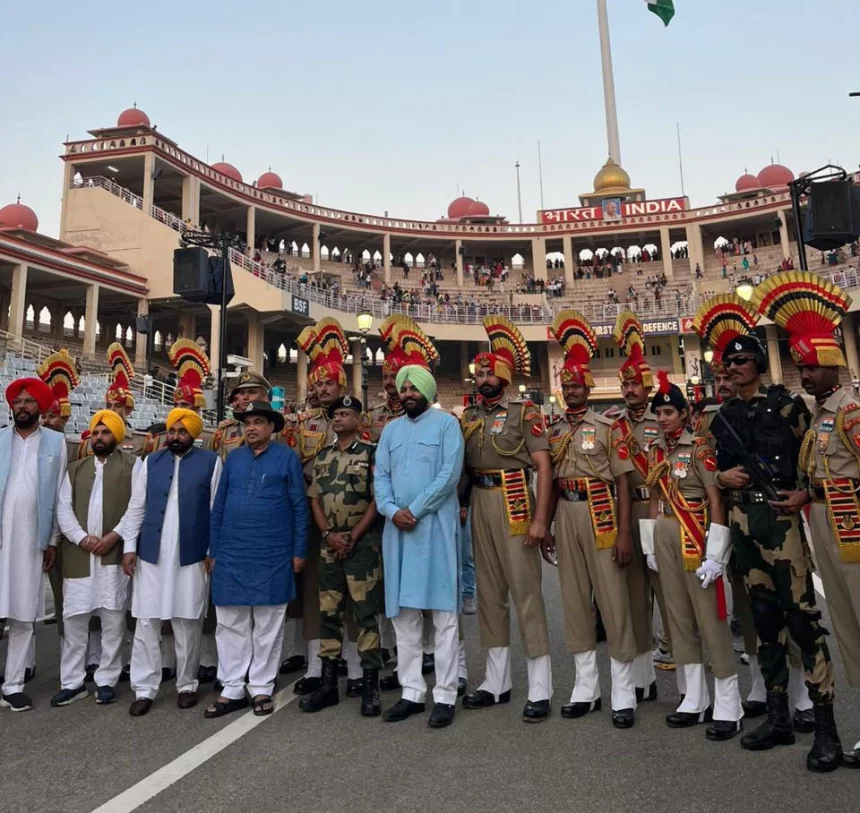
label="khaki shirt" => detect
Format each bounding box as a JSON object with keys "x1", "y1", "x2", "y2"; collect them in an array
[
  {"x1": 648, "y1": 429, "x2": 718, "y2": 503},
  {"x1": 693, "y1": 403, "x2": 720, "y2": 442},
  {"x1": 461, "y1": 398, "x2": 549, "y2": 471},
  {"x1": 610, "y1": 409, "x2": 660, "y2": 488},
  {"x1": 211, "y1": 419, "x2": 245, "y2": 462},
  {"x1": 141, "y1": 427, "x2": 214, "y2": 458},
  {"x1": 75, "y1": 427, "x2": 146, "y2": 461},
  {"x1": 368, "y1": 400, "x2": 403, "y2": 443},
  {"x1": 551, "y1": 409, "x2": 632, "y2": 484},
  {"x1": 804, "y1": 387, "x2": 860, "y2": 481}
]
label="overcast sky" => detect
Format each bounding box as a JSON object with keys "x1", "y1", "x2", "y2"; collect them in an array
[{"x1": 2, "y1": 0, "x2": 859, "y2": 237}]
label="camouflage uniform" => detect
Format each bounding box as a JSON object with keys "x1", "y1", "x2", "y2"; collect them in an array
[
  {"x1": 713, "y1": 384, "x2": 834, "y2": 703},
  {"x1": 308, "y1": 439, "x2": 383, "y2": 670}
]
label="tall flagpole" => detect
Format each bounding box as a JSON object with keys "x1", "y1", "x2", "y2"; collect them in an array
[{"x1": 596, "y1": 0, "x2": 621, "y2": 165}]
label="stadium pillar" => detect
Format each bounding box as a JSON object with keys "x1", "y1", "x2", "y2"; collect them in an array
[
  {"x1": 455, "y1": 239, "x2": 464, "y2": 286},
  {"x1": 296, "y1": 348, "x2": 308, "y2": 405},
  {"x1": 777, "y1": 210, "x2": 791, "y2": 260},
  {"x1": 135, "y1": 299, "x2": 149, "y2": 369},
  {"x1": 246, "y1": 206, "x2": 256, "y2": 255},
  {"x1": 8, "y1": 263, "x2": 28, "y2": 341},
  {"x1": 685, "y1": 223, "x2": 705, "y2": 286},
  {"x1": 208, "y1": 304, "x2": 221, "y2": 387},
  {"x1": 83, "y1": 283, "x2": 99, "y2": 358},
  {"x1": 246, "y1": 312, "x2": 264, "y2": 373},
  {"x1": 532, "y1": 237, "x2": 547, "y2": 281},
  {"x1": 312, "y1": 223, "x2": 321, "y2": 273},
  {"x1": 660, "y1": 227, "x2": 673, "y2": 279},
  {"x1": 765, "y1": 325, "x2": 783, "y2": 385},
  {"x1": 383, "y1": 234, "x2": 392, "y2": 284},
  {"x1": 351, "y1": 339, "x2": 363, "y2": 399},
  {"x1": 181, "y1": 175, "x2": 200, "y2": 225},
  {"x1": 142, "y1": 152, "x2": 155, "y2": 214},
  {"x1": 562, "y1": 236, "x2": 575, "y2": 285},
  {"x1": 178, "y1": 312, "x2": 196, "y2": 340},
  {"x1": 843, "y1": 314, "x2": 860, "y2": 377}
]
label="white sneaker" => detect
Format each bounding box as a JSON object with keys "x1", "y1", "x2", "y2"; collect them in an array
[{"x1": 462, "y1": 597, "x2": 477, "y2": 615}]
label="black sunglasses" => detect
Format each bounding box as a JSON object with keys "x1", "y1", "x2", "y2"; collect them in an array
[{"x1": 724, "y1": 356, "x2": 756, "y2": 367}]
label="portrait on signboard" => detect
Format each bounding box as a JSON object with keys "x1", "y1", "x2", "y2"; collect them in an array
[{"x1": 602, "y1": 197, "x2": 622, "y2": 222}]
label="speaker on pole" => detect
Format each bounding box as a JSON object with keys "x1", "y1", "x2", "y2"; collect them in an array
[
  {"x1": 804, "y1": 180, "x2": 860, "y2": 250},
  {"x1": 173, "y1": 247, "x2": 234, "y2": 305},
  {"x1": 135, "y1": 316, "x2": 152, "y2": 334}
]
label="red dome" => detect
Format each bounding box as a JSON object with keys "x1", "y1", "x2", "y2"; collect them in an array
[
  {"x1": 466, "y1": 200, "x2": 490, "y2": 217},
  {"x1": 117, "y1": 106, "x2": 150, "y2": 128},
  {"x1": 257, "y1": 171, "x2": 283, "y2": 189},
  {"x1": 757, "y1": 164, "x2": 794, "y2": 189},
  {"x1": 0, "y1": 202, "x2": 38, "y2": 231},
  {"x1": 735, "y1": 173, "x2": 760, "y2": 193},
  {"x1": 447, "y1": 196, "x2": 475, "y2": 220},
  {"x1": 212, "y1": 162, "x2": 243, "y2": 183}
]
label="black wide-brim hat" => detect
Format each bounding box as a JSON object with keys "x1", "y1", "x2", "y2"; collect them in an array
[{"x1": 234, "y1": 400, "x2": 285, "y2": 432}]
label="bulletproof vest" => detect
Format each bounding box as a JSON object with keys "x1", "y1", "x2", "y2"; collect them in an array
[{"x1": 714, "y1": 385, "x2": 797, "y2": 486}]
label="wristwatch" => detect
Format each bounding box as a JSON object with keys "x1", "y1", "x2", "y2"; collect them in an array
[{"x1": 321, "y1": 529, "x2": 332, "y2": 540}]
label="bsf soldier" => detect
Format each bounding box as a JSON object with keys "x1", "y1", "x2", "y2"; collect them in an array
[
  {"x1": 142, "y1": 339, "x2": 214, "y2": 456},
  {"x1": 211, "y1": 371, "x2": 273, "y2": 460},
  {"x1": 77, "y1": 343, "x2": 146, "y2": 459},
  {"x1": 609, "y1": 311, "x2": 664, "y2": 702},
  {"x1": 760, "y1": 271, "x2": 855, "y2": 769},
  {"x1": 299, "y1": 395, "x2": 383, "y2": 717},
  {"x1": 642, "y1": 372, "x2": 743, "y2": 740},
  {"x1": 707, "y1": 276, "x2": 839, "y2": 772},
  {"x1": 460, "y1": 315, "x2": 553, "y2": 723},
  {"x1": 543, "y1": 311, "x2": 638, "y2": 729}
]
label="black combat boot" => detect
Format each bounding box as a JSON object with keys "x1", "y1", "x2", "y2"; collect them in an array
[
  {"x1": 298, "y1": 658, "x2": 339, "y2": 713},
  {"x1": 360, "y1": 668, "x2": 381, "y2": 717},
  {"x1": 806, "y1": 704, "x2": 843, "y2": 773},
  {"x1": 740, "y1": 691, "x2": 795, "y2": 751}
]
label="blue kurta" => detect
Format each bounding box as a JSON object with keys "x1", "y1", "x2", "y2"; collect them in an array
[
  {"x1": 374, "y1": 407, "x2": 464, "y2": 615},
  {"x1": 209, "y1": 443, "x2": 308, "y2": 607}
]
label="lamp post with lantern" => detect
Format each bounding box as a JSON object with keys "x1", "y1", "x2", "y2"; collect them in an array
[{"x1": 356, "y1": 311, "x2": 373, "y2": 407}]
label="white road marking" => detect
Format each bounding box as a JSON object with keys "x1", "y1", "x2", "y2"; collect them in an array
[{"x1": 89, "y1": 683, "x2": 299, "y2": 813}]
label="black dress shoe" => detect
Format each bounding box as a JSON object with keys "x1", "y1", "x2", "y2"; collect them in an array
[
  {"x1": 457, "y1": 678, "x2": 467, "y2": 697},
  {"x1": 346, "y1": 678, "x2": 364, "y2": 698},
  {"x1": 842, "y1": 745, "x2": 860, "y2": 768},
  {"x1": 382, "y1": 698, "x2": 426, "y2": 722},
  {"x1": 293, "y1": 676, "x2": 321, "y2": 696},
  {"x1": 666, "y1": 707, "x2": 713, "y2": 728},
  {"x1": 462, "y1": 689, "x2": 511, "y2": 709},
  {"x1": 24, "y1": 667, "x2": 36, "y2": 684},
  {"x1": 119, "y1": 664, "x2": 130, "y2": 683},
  {"x1": 337, "y1": 658, "x2": 348, "y2": 676},
  {"x1": 742, "y1": 699, "x2": 767, "y2": 718},
  {"x1": 612, "y1": 708, "x2": 636, "y2": 729},
  {"x1": 381, "y1": 649, "x2": 392, "y2": 666},
  {"x1": 793, "y1": 708, "x2": 815, "y2": 733},
  {"x1": 429, "y1": 702, "x2": 455, "y2": 728},
  {"x1": 523, "y1": 699, "x2": 550, "y2": 723},
  {"x1": 161, "y1": 667, "x2": 176, "y2": 683},
  {"x1": 279, "y1": 656, "x2": 307, "y2": 675},
  {"x1": 706, "y1": 720, "x2": 742, "y2": 741},
  {"x1": 380, "y1": 673, "x2": 401, "y2": 691},
  {"x1": 421, "y1": 653, "x2": 435, "y2": 675},
  {"x1": 807, "y1": 704, "x2": 843, "y2": 773},
  {"x1": 636, "y1": 681, "x2": 658, "y2": 703},
  {"x1": 561, "y1": 698, "x2": 602, "y2": 719},
  {"x1": 196, "y1": 665, "x2": 217, "y2": 684}
]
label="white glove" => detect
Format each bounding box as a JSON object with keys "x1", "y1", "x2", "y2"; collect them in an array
[
  {"x1": 639, "y1": 519, "x2": 656, "y2": 556},
  {"x1": 704, "y1": 523, "x2": 732, "y2": 565},
  {"x1": 646, "y1": 554, "x2": 659, "y2": 573},
  {"x1": 696, "y1": 558, "x2": 724, "y2": 589}
]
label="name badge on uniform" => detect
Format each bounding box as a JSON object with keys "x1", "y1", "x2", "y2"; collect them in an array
[
  {"x1": 490, "y1": 411, "x2": 508, "y2": 435},
  {"x1": 817, "y1": 419, "x2": 834, "y2": 453},
  {"x1": 581, "y1": 427, "x2": 596, "y2": 451},
  {"x1": 673, "y1": 452, "x2": 691, "y2": 479},
  {"x1": 643, "y1": 426, "x2": 659, "y2": 451}
]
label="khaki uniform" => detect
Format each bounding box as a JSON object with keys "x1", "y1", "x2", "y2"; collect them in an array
[
  {"x1": 611, "y1": 410, "x2": 669, "y2": 656},
  {"x1": 649, "y1": 431, "x2": 736, "y2": 677},
  {"x1": 367, "y1": 400, "x2": 403, "y2": 443},
  {"x1": 75, "y1": 427, "x2": 146, "y2": 460},
  {"x1": 461, "y1": 398, "x2": 550, "y2": 658},
  {"x1": 141, "y1": 426, "x2": 214, "y2": 457},
  {"x1": 804, "y1": 387, "x2": 860, "y2": 686},
  {"x1": 550, "y1": 410, "x2": 637, "y2": 662}
]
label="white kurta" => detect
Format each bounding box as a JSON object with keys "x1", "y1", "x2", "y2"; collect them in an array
[
  {"x1": 130, "y1": 453, "x2": 222, "y2": 620},
  {"x1": 0, "y1": 428, "x2": 66, "y2": 620},
  {"x1": 56, "y1": 457, "x2": 143, "y2": 618}
]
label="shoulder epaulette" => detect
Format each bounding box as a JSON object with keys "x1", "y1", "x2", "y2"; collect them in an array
[{"x1": 594, "y1": 412, "x2": 614, "y2": 426}]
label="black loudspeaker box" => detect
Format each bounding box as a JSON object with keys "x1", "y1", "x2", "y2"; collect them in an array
[{"x1": 805, "y1": 181, "x2": 860, "y2": 250}]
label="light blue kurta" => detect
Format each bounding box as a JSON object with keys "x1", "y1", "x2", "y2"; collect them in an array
[{"x1": 374, "y1": 407, "x2": 464, "y2": 615}]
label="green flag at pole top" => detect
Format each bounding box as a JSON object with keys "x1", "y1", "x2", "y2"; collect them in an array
[{"x1": 645, "y1": 0, "x2": 675, "y2": 26}]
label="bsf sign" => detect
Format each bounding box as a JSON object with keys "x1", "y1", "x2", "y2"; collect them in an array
[{"x1": 291, "y1": 295, "x2": 310, "y2": 317}]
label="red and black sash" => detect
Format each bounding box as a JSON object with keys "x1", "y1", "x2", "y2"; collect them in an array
[{"x1": 616, "y1": 416, "x2": 650, "y2": 480}]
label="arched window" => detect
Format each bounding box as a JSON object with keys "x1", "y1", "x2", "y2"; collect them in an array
[
  {"x1": 277, "y1": 343, "x2": 288, "y2": 362},
  {"x1": 153, "y1": 330, "x2": 163, "y2": 351}
]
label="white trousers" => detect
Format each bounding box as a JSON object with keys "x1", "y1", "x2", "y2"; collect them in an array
[
  {"x1": 304, "y1": 638, "x2": 322, "y2": 679},
  {"x1": 392, "y1": 609, "x2": 458, "y2": 705},
  {"x1": 379, "y1": 614, "x2": 397, "y2": 652},
  {"x1": 747, "y1": 656, "x2": 812, "y2": 711},
  {"x1": 458, "y1": 639, "x2": 468, "y2": 682},
  {"x1": 632, "y1": 650, "x2": 656, "y2": 690},
  {"x1": 343, "y1": 637, "x2": 362, "y2": 680},
  {"x1": 676, "y1": 663, "x2": 743, "y2": 722},
  {"x1": 283, "y1": 617, "x2": 307, "y2": 660},
  {"x1": 569, "y1": 650, "x2": 636, "y2": 711},
  {"x1": 215, "y1": 605, "x2": 286, "y2": 700},
  {"x1": 1, "y1": 619, "x2": 34, "y2": 694},
  {"x1": 62, "y1": 610, "x2": 125, "y2": 690},
  {"x1": 131, "y1": 618, "x2": 201, "y2": 699},
  {"x1": 478, "y1": 646, "x2": 552, "y2": 703}
]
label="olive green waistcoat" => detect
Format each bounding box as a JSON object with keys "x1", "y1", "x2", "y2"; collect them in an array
[{"x1": 61, "y1": 450, "x2": 136, "y2": 579}]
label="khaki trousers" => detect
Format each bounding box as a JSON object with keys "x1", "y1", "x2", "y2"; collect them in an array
[
  {"x1": 629, "y1": 499, "x2": 670, "y2": 654},
  {"x1": 555, "y1": 499, "x2": 637, "y2": 662},
  {"x1": 471, "y1": 488, "x2": 550, "y2": 658},
  {"x1": 810, "y1": 503, "x2": 860, "y2": 686},
  {"x1": 654, "y1": 516, "x2": 736, "y2": 678}
]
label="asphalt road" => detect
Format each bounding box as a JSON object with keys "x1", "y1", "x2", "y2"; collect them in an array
[{"x1": 2, "y1": 565, "x2": 858, "y2": 813}]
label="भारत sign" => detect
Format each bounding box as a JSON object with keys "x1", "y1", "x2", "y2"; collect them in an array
[{"x1": 539, "y1": 197, "x2": 688, "y2": 225}]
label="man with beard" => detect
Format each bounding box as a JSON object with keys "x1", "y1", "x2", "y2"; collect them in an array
[
  {"x1": 123, "y1": 409, "x2": 222, "y2": 716},
  {"x1": 706, "y1": 276, "x2": 839, "y2": 772},
  {"x1": 544, "y1": 311, "x2": 638, "y2": 729},
  {"x1": 52, "y1": 410, "x2": 143, "y2": 707},
  {"x1": 375, "y1": 366, "x2": 464, "y2": 727},
  {"x1": 0, "y1": 378, "x2": 66, "y2": 712},
  {"x1": 460, "y1": 316, "x2": 553, "y2": 722},
  {"x1": 693, "y1": 294, "x2": 814, "y2": 732},
  {"x1": 758, "y1": 271, "x2": 856, "y2": 769},
  {"x1": 609, "y1": 312, "x2": 663, "y2": 703}
]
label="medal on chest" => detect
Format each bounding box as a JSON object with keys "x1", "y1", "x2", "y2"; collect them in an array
[
  {"x1": 581, "y1": 427, "x2": 596, "y2": 451},
  {"x1": 643, "y1": 426, "x2": 659, "y2": 452},
  {"x1": 490, "y1": 411, "x2": 508, "y2": 436},
  {"x1": 817, "y1": 419, "x2": 834, "y2": 453},
  {"x1": 673, "y1": 452, "x2": 691, "y2": 478}
]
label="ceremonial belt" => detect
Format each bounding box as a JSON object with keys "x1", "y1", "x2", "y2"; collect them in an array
[
  {"x1": 812, "y1": 477, "x2": 860, "y2": 563},
  {"x1": 728, "y1": 490, "x2": 769, "y2": 506},
  {"x1": 556, "y1": 477, "x2": 617, "y2": 550},
  {"x1": 632, "y1": 486, "x2": 651, "y2": 501},
  {"x1": 471, "y1": 468, "x2": 531, "y2": 536}
]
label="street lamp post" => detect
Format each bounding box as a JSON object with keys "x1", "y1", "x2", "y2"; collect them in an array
[
  {"x1": 549, "y1": 394, "x2": 556, "y2": 420},
  {"x1": 515, "y1": 161, "x2": 523, "y2": 224},
  {"x1": 357, "y1": 312, "x2": 373, "y2": 406}
]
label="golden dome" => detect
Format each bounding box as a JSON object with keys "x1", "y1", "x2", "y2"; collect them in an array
[{"x1": 593, "y1": 157, "x2": 631, "y2": 194}]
